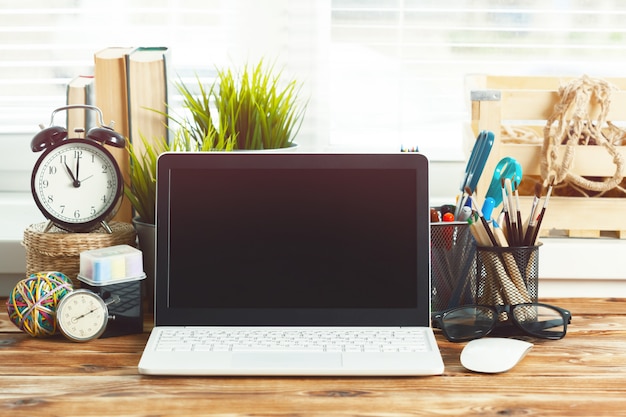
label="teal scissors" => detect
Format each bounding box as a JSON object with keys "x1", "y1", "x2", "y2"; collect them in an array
[
  {"x1": 455, "y1": 130, "x2": 494, "y2": 217},
  {"x1": 481, "y1": 157, "x2": 523, "y2": 220}
]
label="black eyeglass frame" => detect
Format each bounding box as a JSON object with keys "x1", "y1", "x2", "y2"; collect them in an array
[{"x1": 431, "y1": 302, "x2": 572, "y2": 342}]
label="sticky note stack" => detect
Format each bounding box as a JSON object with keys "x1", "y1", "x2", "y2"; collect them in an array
[{"x1": 78, "y1": 244, "x2": 146, "y2": 285}]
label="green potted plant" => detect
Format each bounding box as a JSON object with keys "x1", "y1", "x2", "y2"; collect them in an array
[
  {"x1": 125, "y1": 59, "x2": 304, "y2": 301},
  {"x1": 125, "y1": 135, "x2": 166, "y2": 227},
  {"x1": 171, "y1": 60, "x2": 307, "y2": 150}
]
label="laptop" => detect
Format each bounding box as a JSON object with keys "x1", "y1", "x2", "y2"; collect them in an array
[{"x1": 138, "y1": 152, "x2": 444, "y2": 376}]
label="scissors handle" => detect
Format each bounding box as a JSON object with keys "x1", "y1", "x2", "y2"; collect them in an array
[
  {"x1": 483, "y1": 157, "x2": 523, "y2": 209},
  {"x1": 461, "y1": 130, "x2": 494, "y2": 194}
]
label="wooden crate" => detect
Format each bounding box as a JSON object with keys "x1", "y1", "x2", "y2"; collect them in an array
[{"x1": 468, "y1": 75, "x2": 626, "y2": 238}]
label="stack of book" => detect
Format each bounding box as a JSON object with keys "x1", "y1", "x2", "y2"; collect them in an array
[{"x1": 67, "y1": 47, "x2": 170, "y2": 223}]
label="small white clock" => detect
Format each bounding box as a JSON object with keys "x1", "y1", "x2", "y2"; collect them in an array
[{"x1": 56, "y1": 289, "x2": 109, "y2": 342}]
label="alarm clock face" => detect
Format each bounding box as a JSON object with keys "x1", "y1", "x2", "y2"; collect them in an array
[
  {"x1": 31, "y1": 138, "x2": 123, "y2": 232},
  {"x1": 56, "y1": 289, "x2": 108, "y2": 342}
]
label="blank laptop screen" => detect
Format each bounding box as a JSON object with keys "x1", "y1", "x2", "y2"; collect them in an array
[{"x1": 155, "y1": 153, "x2": 430, "y2": 326}]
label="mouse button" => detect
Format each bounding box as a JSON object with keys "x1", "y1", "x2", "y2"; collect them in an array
[
  {"x1": 460, "y1": 350, "x2": 505, "y2": 374},
  {"x1": 460, "y1": 338, "x2": 532, "y2": 374},
  {"x1": 499, "y1": 339, "x2": 533, "y2": 360}
]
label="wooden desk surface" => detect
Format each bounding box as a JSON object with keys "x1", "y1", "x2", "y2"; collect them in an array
[{"x1": 1, "y1": 297, "x2": 625, "y2": 416}]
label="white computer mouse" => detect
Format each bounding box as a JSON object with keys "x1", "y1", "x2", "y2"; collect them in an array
[{"x1": 460, "y1": 337, "x2": 533, "y2": 374}]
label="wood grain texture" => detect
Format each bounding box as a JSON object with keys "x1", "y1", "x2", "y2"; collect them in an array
[{"x1": 1, "y1": 297, "x2": 625, "y2": 416}]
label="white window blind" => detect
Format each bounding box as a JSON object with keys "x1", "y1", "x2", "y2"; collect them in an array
[
  {"x1": 0, "y1": 0, "x2": 328, "y2": 191},
  {"x1": 3, "y1": 1, "x2": 626, "y2": 192},
  {"x1": 329, "y1": 0, "x2": 626, "y2": 156}
]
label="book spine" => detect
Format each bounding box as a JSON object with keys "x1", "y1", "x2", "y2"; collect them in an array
[
  {"x1": 126, "y1": 47, "x2": 170, "y2": 158},
  {"x1": 84, "y1": 80, "x2": 95, "y2": 131},
  {"x1": 94, "y1": 47, "x2": 134, "y2": 223},
  {"x1": 66, "y1": 75, "x2": 95, "y2": 137}
]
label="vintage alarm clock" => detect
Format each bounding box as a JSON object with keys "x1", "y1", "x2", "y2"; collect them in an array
[{"x1": 30, "y1": 105, "x2": 126, "y2": 233}]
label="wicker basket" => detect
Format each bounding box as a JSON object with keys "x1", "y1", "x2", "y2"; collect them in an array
[{"x1": 23, "y1": 221, "x2": 137, "y2": 288}]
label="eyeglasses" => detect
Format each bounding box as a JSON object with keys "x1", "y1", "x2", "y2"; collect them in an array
[{"x1": 431, "y1": 303, "x2": 572, "y2": 342}]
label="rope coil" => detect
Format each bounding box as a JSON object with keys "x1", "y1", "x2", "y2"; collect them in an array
[
  {"x1": 541, "y1": 75, "x2": 625, "y2": 192},
  {"x1": 500, "y1": 75, "x2": 626, "y2": 197}
]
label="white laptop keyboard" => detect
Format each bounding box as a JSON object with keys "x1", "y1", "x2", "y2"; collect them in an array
[{"x1": 154, "y1": 327, "x2": 430, "y2": 353}]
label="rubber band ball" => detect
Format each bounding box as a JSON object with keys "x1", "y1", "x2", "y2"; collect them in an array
[{"x1": 6, "y1": 271, "x2": 74, "y2": 337}]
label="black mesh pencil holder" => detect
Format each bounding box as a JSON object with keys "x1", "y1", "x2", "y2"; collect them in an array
[
  {"x1": 431, "y1": 222, "x2": 477, "y2": 312},
  {"x1": 475, "y1": 244, "x2": 541, "y2": 313}
]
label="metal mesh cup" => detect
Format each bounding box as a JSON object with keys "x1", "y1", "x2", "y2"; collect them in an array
[
  {"x1": 430, "y1": 222, "x2": 476, "y2": 311},
  {"x1": 475, "y1": 244, "x2": 540, "y2": 319}
]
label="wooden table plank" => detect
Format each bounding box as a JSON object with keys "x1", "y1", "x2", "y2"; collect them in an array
[
  {"x1": 1, "y1": 315, "x2": 625, "y2": 377},
  {"x1": 541, "y1": 297, "x2": 626, "y2": 315},
  {"x1": 1, "y1": 297, "x2": 625, "y2": 416},
  {"x1": 2, "y1": 375, "x2": 626, "y2": 416}
]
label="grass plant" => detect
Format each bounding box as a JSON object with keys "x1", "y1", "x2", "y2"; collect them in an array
[
  {"x1": 124, "y1": 129, "x2": 234, "y2": 224},
  {"x1": 125, "y1": 59, "x2": 305, "y2": 224},
  {"x1": 172, "y1": 60, "x2": 307, "y2": 150}
]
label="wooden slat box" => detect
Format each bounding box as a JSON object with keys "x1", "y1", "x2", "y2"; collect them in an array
[{"x1": 468, "y1": 75, "x2": 626, "y2": 238}]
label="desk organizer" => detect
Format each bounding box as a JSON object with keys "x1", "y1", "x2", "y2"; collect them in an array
[
  {"x1": 431, "y1": 222, "x2": 476, "y2": 311},
  {"x1": 78, "y1": 245, "x2": 146, "y2": 337},
  {"x1": 23, "y1": 221, "x2": 137, "y2": 288},
  {"x1": 475, "y1": 245, "x2": 539, "y2": 310},
  {"x1": 468, "y1": 74, "x2": 626, "y2": 238}
]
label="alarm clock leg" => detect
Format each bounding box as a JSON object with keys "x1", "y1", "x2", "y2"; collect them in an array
[
  {"x1": 43, "y1": 220, "x2": 54, "y2": 233},
  {"x1": 101, "y1": 221, "x2": 113, "y2": 234}
]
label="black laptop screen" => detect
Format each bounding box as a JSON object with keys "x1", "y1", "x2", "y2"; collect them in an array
[{"x1": 155, "y1": 153, "x2": 430, "y2": 326}]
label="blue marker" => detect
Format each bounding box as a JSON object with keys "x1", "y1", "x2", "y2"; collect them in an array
[{"x1": 482, "y1": 197, "x2": 496, "y2": 221}]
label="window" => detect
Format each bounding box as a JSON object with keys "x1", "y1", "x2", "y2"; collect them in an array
[
  {"x1": 1, "y1": 0, "x2": 329, "y2": 191},
  {"x1": 330, "y1": 0, "x2": 626, "y2": 156},
  {"x1": 3, "y1": 1, "x2": 626, "y2": 192}
]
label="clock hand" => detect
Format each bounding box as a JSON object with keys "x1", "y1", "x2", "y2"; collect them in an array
[
  {"x1": 75, "y1": 154, "x2": 80, "y2": 184},
  {"x1": 72, "y1": 296, "x2": 119, "y2": 321},
  {"x1": 73, "y1": 307, "x2": 99, "y2": 321},
  {"x1": 63, "y1": 162, "x2": 76, "y2": 181},
  {"x1": 64, "y1": 162, "x2": 81, "y2": 188}
]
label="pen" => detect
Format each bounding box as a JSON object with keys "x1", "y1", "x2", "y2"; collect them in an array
[
  {"x1": 482, "y1": 197, "x2": 496, "y2": 221},
  {"x1": 400, "y1": 145, "x2": 419, "y2": 152},
  {"x1": 430, "y1": 205, "x2": 457, "y2": 223},
  {"x1": 430, "y1": 207, "x2": 440, "y2": 223},
  {"x1": 457, "y1": 206, "x2": 472, "y2": 222},
  {"x1": 442, "y1": 212, "x2": 455, "y2": 222}
]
